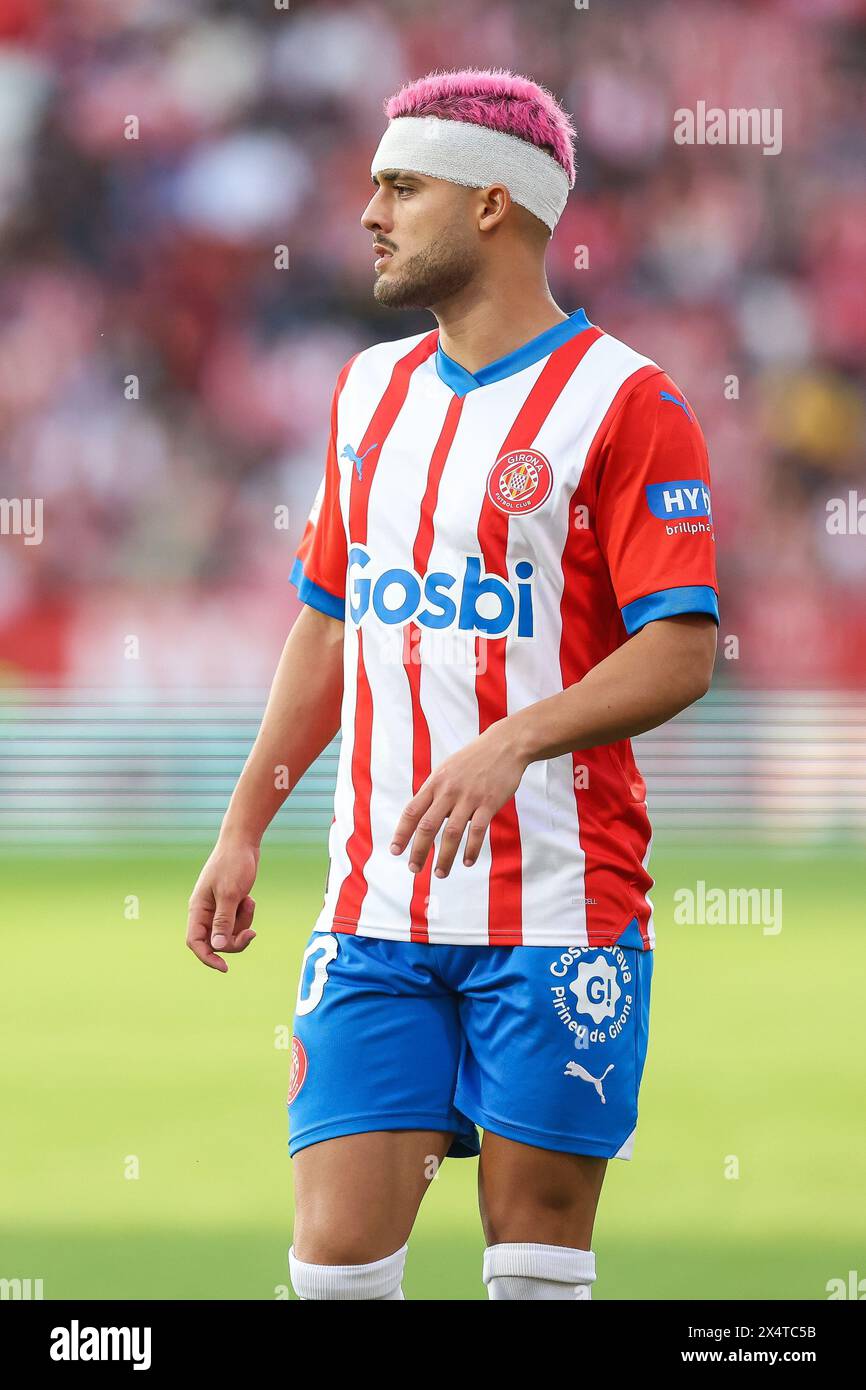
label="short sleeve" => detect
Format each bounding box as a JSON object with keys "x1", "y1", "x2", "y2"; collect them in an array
[
  {"x1": 289, "y1": 377, "x2": 349, "y2": 621},
  {"x1": 594, "y1": 370, "x2": 719, "y2": 635}
]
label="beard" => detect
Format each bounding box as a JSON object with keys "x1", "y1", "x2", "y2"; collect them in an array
[{"x1": 373, "y1": 231, "x2": 480, "y2": 310}]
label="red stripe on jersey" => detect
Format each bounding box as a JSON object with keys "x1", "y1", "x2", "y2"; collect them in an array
[
  {"x1": 475, "y1": 324, "x2": 603, "y2": 945},
  {"x1": 333, "y1": 332, "x2": 439, "y2": 931},
  {"x1": 403, "y1": 393, "x2": 465, "y2": 941},
  {"x1": 559, "y1": 361, "x2": 661, "y2": 948}
]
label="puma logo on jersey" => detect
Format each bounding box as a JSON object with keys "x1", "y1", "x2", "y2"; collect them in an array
[
  {"x1": 563, "y1": 1061, "x2": 614, "y2": 1102},
  {"x1": 341, "y1": 441, "x2": 378, "y2": 479},
  {"x1": 348, "y1": 544, "x2": 535, "y2": 637},
  {"x1": 659, "y1": 389, "x2": 691, "y2": 420}
]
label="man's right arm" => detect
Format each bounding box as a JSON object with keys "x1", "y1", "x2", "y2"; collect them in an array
[
  {"x1": 186, "y1": 603, "x2": 344, "y2": 971},
  {"x1": 221, "y1": 603, "x2": 344, "y2": 845}
]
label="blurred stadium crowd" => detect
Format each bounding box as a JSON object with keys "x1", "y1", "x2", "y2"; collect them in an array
[{"x1": 0, "y1": 0, "x2": 865, "y2": 688}]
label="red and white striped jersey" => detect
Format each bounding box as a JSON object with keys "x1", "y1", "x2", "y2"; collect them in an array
[{"x1": 290, "y1": 309, "x2": 718, "y2": 948}]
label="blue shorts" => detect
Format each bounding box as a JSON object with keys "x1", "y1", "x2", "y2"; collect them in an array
[{"x1": 287, "y1": 932, "x2": 653, "y2": 1162}]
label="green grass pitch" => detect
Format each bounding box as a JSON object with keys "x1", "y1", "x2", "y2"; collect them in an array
[{"x1": 2, "y1": 842, "x2": 863, "y2": 1300}]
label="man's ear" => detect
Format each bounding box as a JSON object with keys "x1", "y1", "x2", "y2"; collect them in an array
[{"x1": 476, "y1": 184, "x2": 511, "y2": 232}]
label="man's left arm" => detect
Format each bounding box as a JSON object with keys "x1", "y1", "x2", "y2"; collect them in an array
[{"x1": 389, "y1": 612, "x2": 715, "y2": 878}]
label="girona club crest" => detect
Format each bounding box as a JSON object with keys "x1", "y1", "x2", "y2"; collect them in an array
[
  {"x1": 287, "y1": 1036, "x2": 308, "y2": 1105},
  {"x1": 569, "y1": 956, "x2": 622, "y2": 1025},
  {"x1": 486, "y1": 448, "x2": 553, "y2": 516}
]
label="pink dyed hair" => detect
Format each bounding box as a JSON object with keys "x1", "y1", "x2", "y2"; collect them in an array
[{"x1": 384, "y1": 68, "x2": 576, "y2": 185}]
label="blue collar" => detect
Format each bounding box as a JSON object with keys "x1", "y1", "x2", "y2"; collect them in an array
[{"x1": 434, "y1": 307, "x2": 592, "y2": 397}]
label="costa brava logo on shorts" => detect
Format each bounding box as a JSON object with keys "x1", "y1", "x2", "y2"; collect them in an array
[
  {"x1": 548, "y1": 946, "x2": 634, "y2": 1048},
  {"x1": 486, "y1": 448, "x2": 553, "y2": 515}
]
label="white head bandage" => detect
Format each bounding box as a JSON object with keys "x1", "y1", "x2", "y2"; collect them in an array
[{"x1": 370, "y1": 116, "x2": 573, "y2": 233}]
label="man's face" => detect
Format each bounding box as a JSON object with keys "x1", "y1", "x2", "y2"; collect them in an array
[{"x1": 361, "y1": 170, "x2": 482, "y2": 309}]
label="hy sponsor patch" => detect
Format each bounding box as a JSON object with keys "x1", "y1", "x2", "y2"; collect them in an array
[{"x1": 646, "y1": 480, "x2": 712, "y2": 521}]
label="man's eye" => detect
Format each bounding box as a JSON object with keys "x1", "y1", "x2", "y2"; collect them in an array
[{"x1": 394, "y1": 185, "x2": 412, "y2": 196}]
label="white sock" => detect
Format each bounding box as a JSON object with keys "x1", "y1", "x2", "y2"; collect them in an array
[
  {"x1": 483, "y1": 1242, "x2": 596, "y2": 1300},
  {"x1": 289, "y1": 1244, "x2": 407, "y2": 1300}
]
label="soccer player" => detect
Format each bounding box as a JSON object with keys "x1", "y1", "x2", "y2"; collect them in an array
[{"x1": 187, "y1": 69, "x2": 719, "y2": 1301}]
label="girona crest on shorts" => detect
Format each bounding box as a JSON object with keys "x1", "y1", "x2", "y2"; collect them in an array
[
  {"x1": 287, "y1": 1036, "x2": 308, "y2": 1105},
  {"x1": 486, "y1": 448, "x2": 553, "y2": 515}
]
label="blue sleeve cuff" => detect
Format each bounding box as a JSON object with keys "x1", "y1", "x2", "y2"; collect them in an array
[
  {"x1": 621, "y1": 584, "x2": 719, "y2": 635},
  {"x1": 289, "y1": 556, "x2": 345, "y2": 621}
]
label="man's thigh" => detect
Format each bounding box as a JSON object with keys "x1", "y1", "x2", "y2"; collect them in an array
[{"x1": 293, "y1": 1129, "x2": 453, "y2": 1263}]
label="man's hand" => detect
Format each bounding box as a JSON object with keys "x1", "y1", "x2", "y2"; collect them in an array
[
  {"x1": 186, "y1": 837, "x2": 260, "y2": 972},
  {"x1": 183, "y1": 605, "x2": 344, "y2": 973},
  {"x1": 389, "y1": 614, "x2": 717, "y2": 882},
  {"x1": 390, "y1": 721, "x2": 528, "y2": 879}
]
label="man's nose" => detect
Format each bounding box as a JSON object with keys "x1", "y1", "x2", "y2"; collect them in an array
[{"x1": 361, "y1": 188, "x2": 391, "y2": 233}]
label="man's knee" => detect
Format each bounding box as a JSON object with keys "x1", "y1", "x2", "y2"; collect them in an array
[
  {"x1": 481, "y1": 1167, "x2": 597, "y2": 1244},
  {"x1": 291, "y1": 1129, "x2": 447, "y2": 1265},
  {"x1": 479, "y1": 1140, "x2": 606, "y2": 1248},
  {"x1": 292, "y1": 1210, "x2": 399, "y2": 1268}
]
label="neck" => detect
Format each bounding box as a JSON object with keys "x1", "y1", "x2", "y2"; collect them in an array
[{"x1": 431, "y1": 259, "x2": 567, "y2": 376}]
